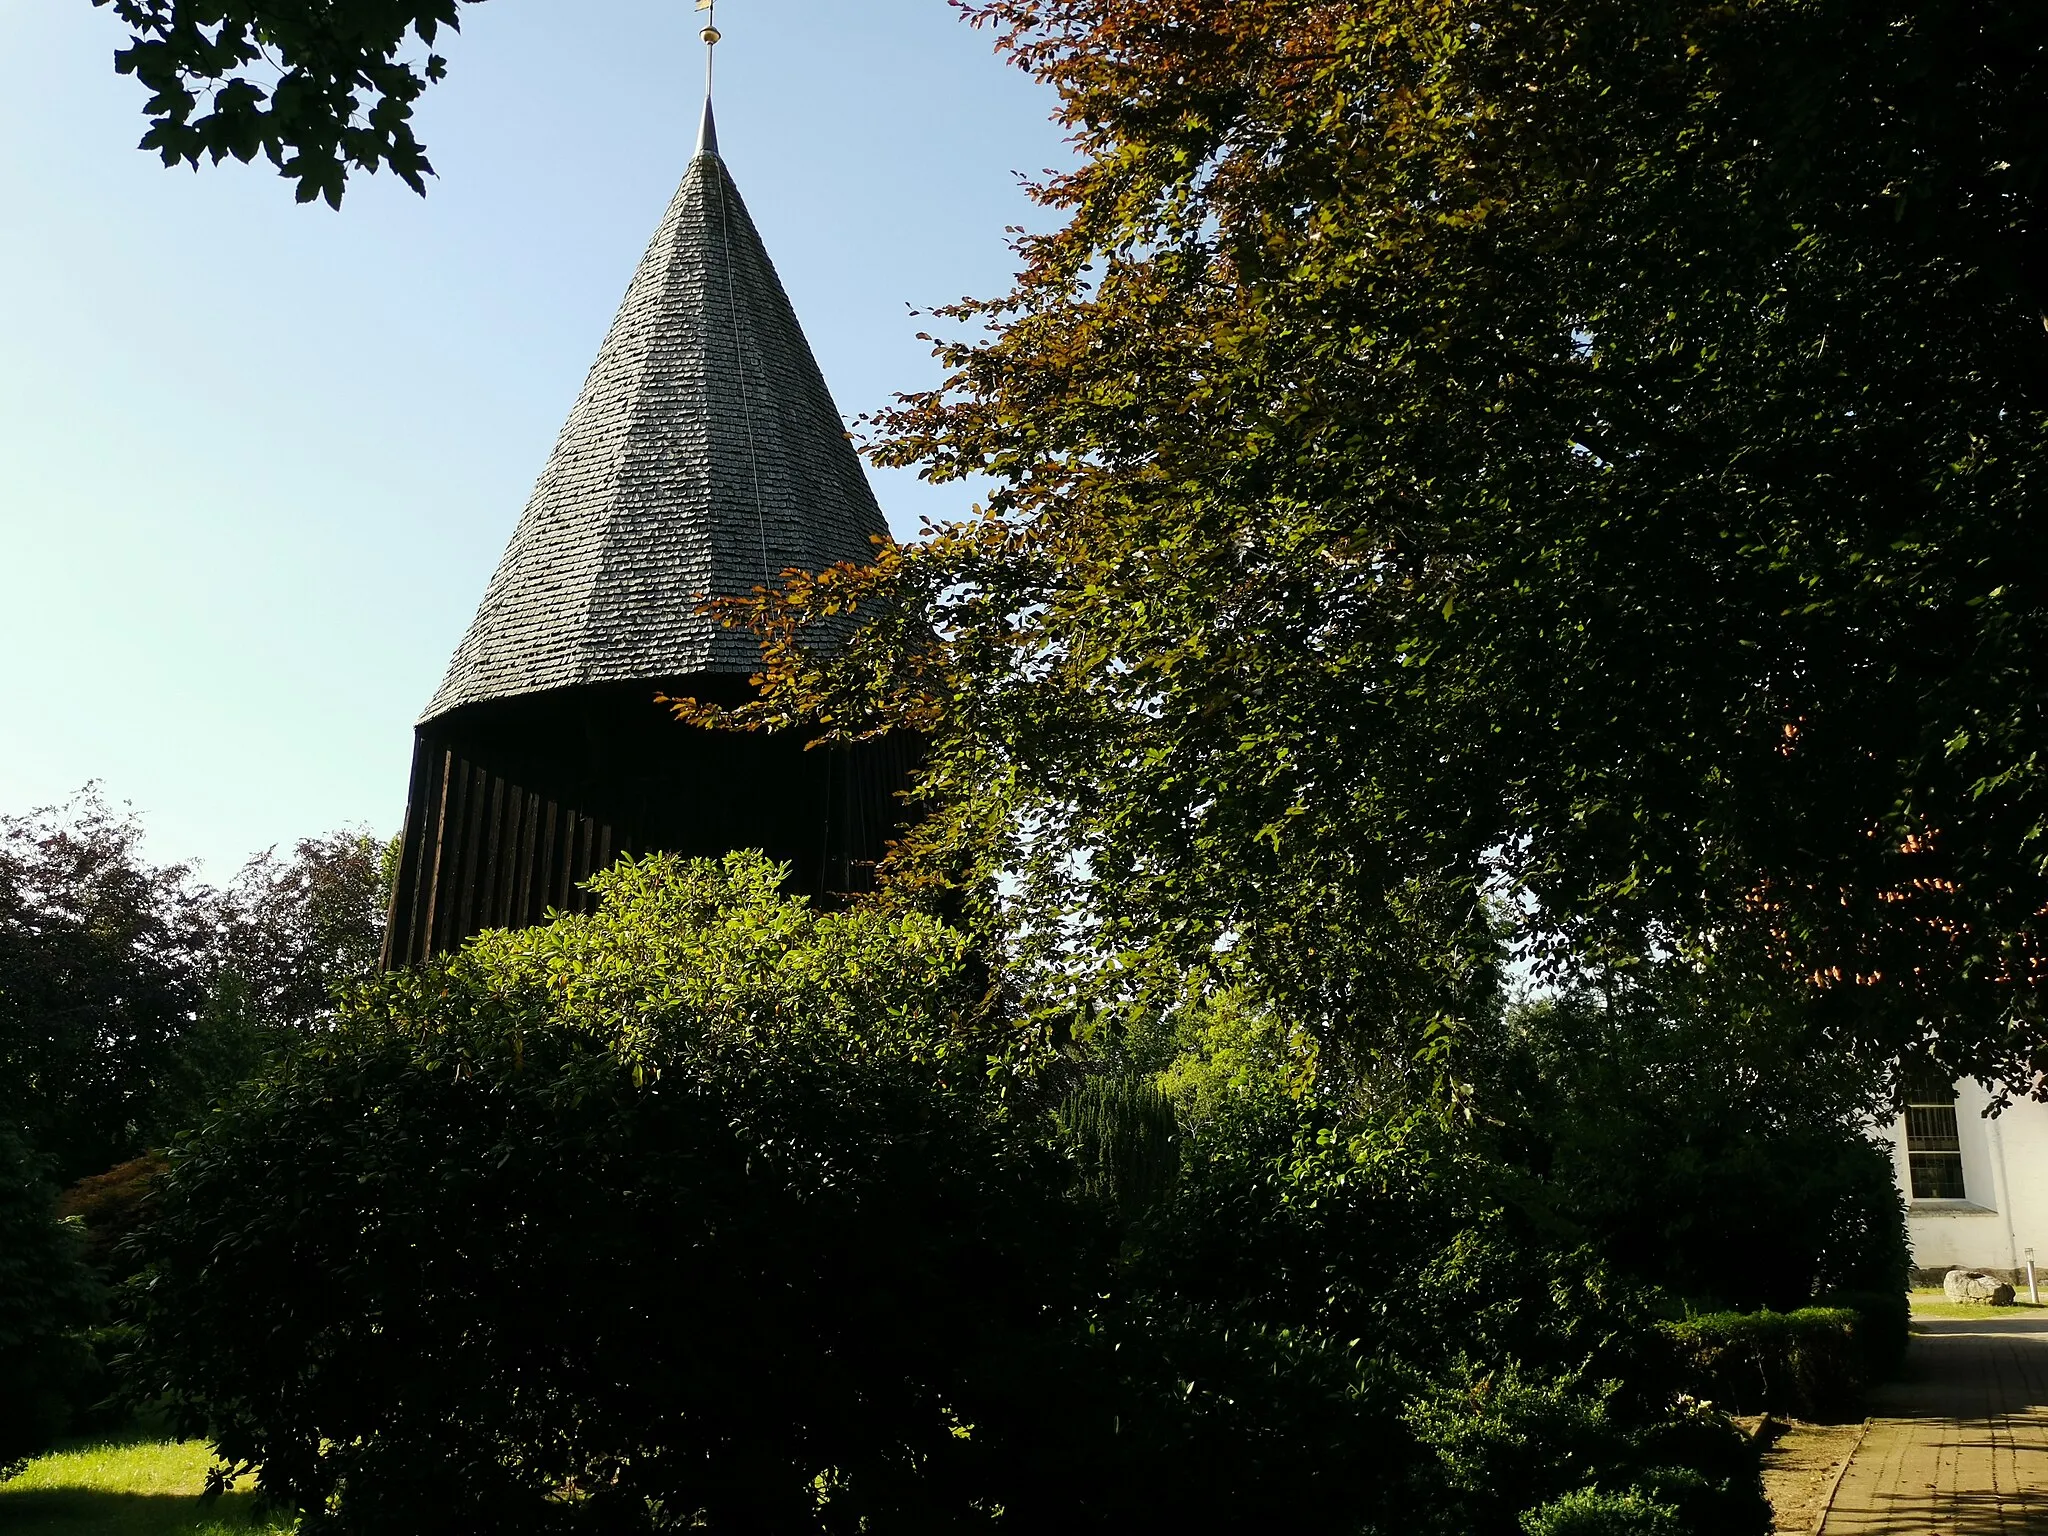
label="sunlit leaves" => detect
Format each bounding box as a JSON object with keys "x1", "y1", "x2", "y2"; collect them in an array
[
  {"x1": 727, "y1": 1, "x2": 2048, "y2": 1090},
  {"x1": 93, "y1": 0, "x2": 474, "y2": 205}
]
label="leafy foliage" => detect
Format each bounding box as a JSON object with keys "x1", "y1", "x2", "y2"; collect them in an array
[
  {"x1": 138, "y1": 856, "x2": 1770, "y2": 1534},
  {"x1": 91, "y1": 0, "x2": 476, "y2": 207},
  {"x1": 0, "y1": 1124, "x2": 102, "y2": 1465},
  {"x1": 139, "y1": 853, "x2": 1100, "y2": 1533},
  {"x1": 1099, "y1": 1026, "x2": 1771, "y2": 1535},
  {"x1": 0, "y1": 791, "x2": 213, "y2": 1182},
  {"x1": 1464, "y1": 974, "x2": 1910, "y2": 1314},
  {"x1": 1661, "y1": 1309, "x2": 1867, "y2": 1421},
  {"x1": 1520, "y1": 1487, "x2": 1684, "y2": 1536},
  {"x1": 0, "y1": 789, "x2": 388, "y2": 1183},
  {"x1": 698, "y1": 0, "x2": 2048, "y2": 1090},
  {"x1": 55, "y1": 1153, "x2": 169, "y2": 1284},
  {"x1": 50, "y1": 1154, "x2": 174, "y2": 1434},
  {"x1": 212, "y1": 830, "x2": 389, "y2": 1031}
]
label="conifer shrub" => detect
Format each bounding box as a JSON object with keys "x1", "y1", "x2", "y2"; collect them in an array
[{"x1": 1057, "y1": 1075, "x2": 1179, "y2": 1213}]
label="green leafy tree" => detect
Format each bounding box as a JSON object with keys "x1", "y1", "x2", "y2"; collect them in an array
[
  {"x1": 697, "y1": 0, "x2": 2048, "y2": 1094},
  {"x1": 0, "y1": 790, "x2": 390, "y2": 1182},
  {"x1": 1464, "y1": 973, "x2": 1910, "y2": 1316},
  {"x1": 154, "y1": 829, "x2": 392, "y2": 1138},
  {"x1": 0, "y1": 1124, "x2": 102, "y2": 1464},
  {"x1": 90, "y1": 0, "x2": 475, "y2": 207},
  {"x1": 0, "y1": 790, "x2": 211, "y2": 1182},
  {"x1": 213, "y1": 829, "x2": 389, "y2": 1030}
]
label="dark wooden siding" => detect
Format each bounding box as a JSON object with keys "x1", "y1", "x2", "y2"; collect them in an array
[{"x1": 381, "y1": 679, "x2": 918, "y2": 969}]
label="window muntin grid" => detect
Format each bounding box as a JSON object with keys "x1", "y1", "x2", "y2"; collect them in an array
[{"x1": 1903, "y1": 1079, "x2": 1967, "y2": 1201}]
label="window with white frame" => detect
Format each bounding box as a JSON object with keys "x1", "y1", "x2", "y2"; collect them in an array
[{"x1": 1903, "y1": 1069, "x2": 1967, "y2": 1201}]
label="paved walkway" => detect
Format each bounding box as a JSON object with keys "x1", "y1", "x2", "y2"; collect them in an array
[{"x1": 1816, "y1": 1312, "x2": 2048, "y2": 1535}]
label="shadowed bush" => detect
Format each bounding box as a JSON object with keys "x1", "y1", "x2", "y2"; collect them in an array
[
  {"x1": 138, "y1": 856, "x2": 1771, "y2": 1535},
  {"x1": 1662, "y1": 1309, "x2": 1866, "y2": 1420},
  {"x1": 138, "y1": 853, "x2": 1104, "y2": 1533},
  {"x1": 0, "y1": 1124, "x2": 101, "y2": 1465}
]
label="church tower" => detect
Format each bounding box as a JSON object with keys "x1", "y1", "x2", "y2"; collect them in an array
[{"x1": 382, "y1": 58, "x2": 911, "y2": 967}]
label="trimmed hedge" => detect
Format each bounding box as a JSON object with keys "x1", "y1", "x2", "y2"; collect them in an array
[
  {"x1": 1662, "y1": 1308, "x2": 1866, "y2": 1420},
  {"x1": 1818, "y1": 1289, "x2": 1909, "y2": 1380}
]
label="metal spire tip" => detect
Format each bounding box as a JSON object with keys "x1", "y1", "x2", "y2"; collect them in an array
[{"x1": 694, "y1": 0, "x2": 721, "y2": 157}]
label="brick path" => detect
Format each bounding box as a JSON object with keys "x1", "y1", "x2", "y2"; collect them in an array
[{"x1": 1816, "y1": 1312, "x2": 2048, "y2": 1534}]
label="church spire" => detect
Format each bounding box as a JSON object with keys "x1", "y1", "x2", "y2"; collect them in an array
[
  {"x1": 417, "y1": 5, "x2": 885, "y2": 725},
  {"x1": 382, "y1": 0, "x2": 911, "y2": 967}
]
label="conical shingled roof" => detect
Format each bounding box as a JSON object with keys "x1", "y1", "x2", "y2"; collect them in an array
[{"x1": 421, "y1": 103, "x2": 888, "y2": 724}]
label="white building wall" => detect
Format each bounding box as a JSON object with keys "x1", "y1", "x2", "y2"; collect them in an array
[{"x1": 1885, "y1": 1082, "x2": 2048, "y2": 1278}]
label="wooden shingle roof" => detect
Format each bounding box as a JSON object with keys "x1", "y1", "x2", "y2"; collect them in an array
[{"x1": 421, "y1": 102, "x2": 887, "y2": 724}]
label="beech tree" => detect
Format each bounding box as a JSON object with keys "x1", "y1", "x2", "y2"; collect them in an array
[
  {"x1": 89, "y1": 0, "x2": 474, "y2": 206},
  {"x1": 701, "y1": 0, "x2": 2048, "y2": 1093},
  {"x1": 0, "y1": 792, "x2": 212, "y2": 1181},
  {"x1": 93, "y1": 3, "x2": 2048, "y2": 1089},
  {"x1": 0, "y1": 791, "x2": 388, "y2": 1181}
]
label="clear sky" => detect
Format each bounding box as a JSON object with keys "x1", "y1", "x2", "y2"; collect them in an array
[{"x1": 0, "y1": 0, "x2": 1067, "y2": 877}]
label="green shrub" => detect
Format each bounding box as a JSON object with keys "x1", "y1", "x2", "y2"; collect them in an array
[
  {"x1": 1521, "y1": 1487, "x2": 1683, "y2": 1535},
  {"x1": 1467, "y1": 982, "x2": 1911, "y2": 1321},
  {"x1": 1818, "y1": 1288, "x2": 1910, "y2": 1381},
  {"x1": 1662, "y1": 1308, "x2": 1865, "y2": 1419},
  {"x1": 139, "y1": 856, "x2": 1770, "y2": 1534},
  {"x1": 140, "y1": 853, "x2": 1103, "y2": 1533},
  {"x1": 0, "y1": 1124, "x2": 102, "y2": 1464},
  {"x1": 1119, "y1": 1084, "x2": 1770, "y2": 1536}
]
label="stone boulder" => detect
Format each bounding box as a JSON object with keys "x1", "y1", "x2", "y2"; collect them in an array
[{"x1": 1943, "y1": 1269, "x2": 2017, "y2": 1305}]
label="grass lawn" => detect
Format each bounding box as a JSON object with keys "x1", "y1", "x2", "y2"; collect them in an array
[
  {"x1": 1909, "y1": 1286, "x2": 2047, "y2": 1322},
  {"x1": 0, "y1": 1437, "x2": 292, "y2": 1536}
]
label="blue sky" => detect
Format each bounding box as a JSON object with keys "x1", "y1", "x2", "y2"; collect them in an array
[{"x1": 0, "y1": 0, "x2": 1066, "y2": 877}]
